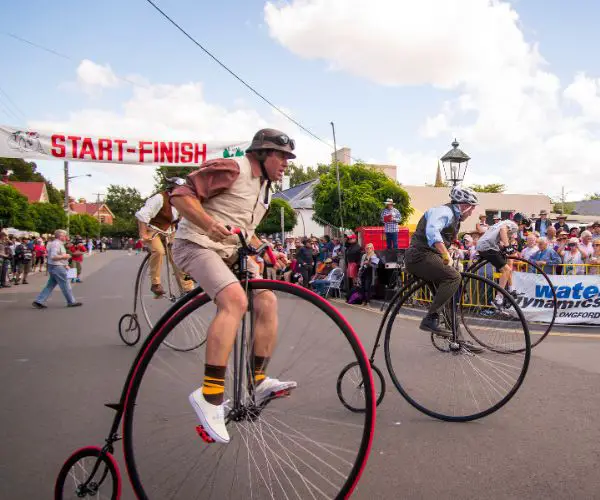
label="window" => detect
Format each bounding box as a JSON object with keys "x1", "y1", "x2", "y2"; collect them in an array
[{"x1": 100, "y1": 216, "x2": 106, "y2": 224}]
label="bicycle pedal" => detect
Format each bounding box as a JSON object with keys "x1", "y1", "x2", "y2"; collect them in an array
[{"x1": 195, "y1": 425, "x2": 215, "y2": 443}]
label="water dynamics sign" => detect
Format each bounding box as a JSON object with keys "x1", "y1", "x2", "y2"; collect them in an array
[{"x1": 512, "y1": 271, "x2": 600, "y2": 325}]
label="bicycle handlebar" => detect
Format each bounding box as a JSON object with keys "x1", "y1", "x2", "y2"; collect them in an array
[{"x1": 228, "y1": 226, "x2": 278, "y2": 265}]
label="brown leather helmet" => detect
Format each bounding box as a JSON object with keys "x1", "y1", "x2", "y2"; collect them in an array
[{"x1": 246, "y1": 128, "x2": 296, "y2": 159}]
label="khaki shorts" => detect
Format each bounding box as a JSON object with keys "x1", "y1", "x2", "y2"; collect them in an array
[{"x1": 172, "y1": 238, "x2": 261, "y2": 300}]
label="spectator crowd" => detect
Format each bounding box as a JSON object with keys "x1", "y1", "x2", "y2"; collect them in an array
[
  {"x1": 456, "y1": 212, "x2": 600, "y2": 275},
  {"x1": 0, "y1": 232, "x2": 111, "y2": 288}
]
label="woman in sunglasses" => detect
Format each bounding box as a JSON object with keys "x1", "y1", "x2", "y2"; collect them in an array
[
  {"x1": 559, "y1": 237, "x2": 585, "y2": 275},
  {"x1": 587, "y1": 240, "x2": 600, "y2": 275}
]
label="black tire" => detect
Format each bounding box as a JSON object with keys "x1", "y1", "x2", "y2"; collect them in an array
[
  {"x1": 138, "y1": 250, "x2": 204, "y2": 352},
  {"x1": 337, "y1": 360, "x2": 386, "y2": 412},
  {"x1": 122, "y1": 281, "x2": 376, "y2": 500},
  {"x1": 384, "y1": 273, "x2": 531, "y2": 422},
  {"x1": 468, "y1": 256, "x2": 558, "y2": 349},
  {"x1": 118, "y1": 313, "x2": 141, "y2": 346},
  {"x1": 55, "y1": 446, "x2": 120, "y2": 500}
]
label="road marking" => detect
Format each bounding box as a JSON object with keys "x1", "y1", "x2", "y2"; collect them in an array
[
  {"x1": 332, "y1": 299, "x2": 600, "y2": 340},
  {"x1": 0, "y1": 300, "x2": 17, "y2": 303}
]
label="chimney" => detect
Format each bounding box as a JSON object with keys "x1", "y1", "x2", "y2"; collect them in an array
[{"x1": 281, "y1": 175, "x2": 290, "y2": 191}]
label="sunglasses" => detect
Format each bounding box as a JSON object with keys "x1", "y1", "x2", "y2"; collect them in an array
[{"x1": 594, "y1": 244, "x2": 600, "y2": 247}]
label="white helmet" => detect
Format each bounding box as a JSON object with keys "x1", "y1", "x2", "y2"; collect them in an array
[{"x1": 450, "y1": 186, "x2": 479, "y2": 205}]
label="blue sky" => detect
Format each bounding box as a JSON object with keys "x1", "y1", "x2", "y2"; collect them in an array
[{"x1": 1, "y1": 0, "x2": 599, "y2": 201}]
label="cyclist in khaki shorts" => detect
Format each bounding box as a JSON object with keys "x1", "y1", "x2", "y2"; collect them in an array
[{"x1": 170, "y1": 128, "x2": 297, "y2": 444}]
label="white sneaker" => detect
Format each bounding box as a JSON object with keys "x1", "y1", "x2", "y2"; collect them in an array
[
  {"x1": 492, "y1": 296, "x2": 505, "y2": 310},
  {"x1": 254, "y1": 377, "x2": 297, "y2": 406},
  {"x1": 189, "y1": 389, "x2": 230, "y2": 444}
]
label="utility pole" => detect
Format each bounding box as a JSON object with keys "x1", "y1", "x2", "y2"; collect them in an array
[
  {"x1": 330, "y1": 122, "x2": 344, "y2": 231},
  {"x1": 64, "y1": 161, "x2": 70, "y2": 234},
  {"x1": 92, "y1": 192, "x2": 106, "y2": 239},
  {"x1": 280, "y1": 206, "x2": 285, "y2": 241}
]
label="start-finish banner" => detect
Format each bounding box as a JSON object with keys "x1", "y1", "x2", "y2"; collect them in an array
[
  {"x1": 511, "y1": 271, "x2": 600, "y2": 325},
  {"x1": 0, "y1": 124, "x2": 250, "y2": 165}
]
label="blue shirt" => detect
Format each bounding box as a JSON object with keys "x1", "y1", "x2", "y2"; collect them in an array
[
  {"x1": 529, "y1": 247, "x2": 561, "y2": 274},
  {"x1": 424, "y1": 205, "x2": 461, "y2": 248}
]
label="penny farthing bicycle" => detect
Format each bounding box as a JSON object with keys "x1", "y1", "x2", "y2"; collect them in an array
[
  {"x1": 57, "y1": 228, "x2": 376, "y2": 499},
  {"x1": 337, "y1": 261, "x2": 532, "y2": 422}
]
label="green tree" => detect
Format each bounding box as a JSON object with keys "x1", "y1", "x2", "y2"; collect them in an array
[
  {"x1": 0, "y1": 157, "x2": 65, "y2": 206},
  {"x1": 69, "y1": 214, "x2": 100, "y2": 237},
  {"x1": 29, "y1": 203, "x2": 67, "y2": 234},
  {"x1": 45, "y1": 181, "x2": 65, "y2": 206},
  {"x1": 101, "y1": 217, "x2": 138, "y2": 238},
  {"x1": 312, "y1": 163, "x2": 412, "y2": 230},
  {"x1": 469, "y1": 183, "x2": 506, "y2": 193},
  {"x1": 552, "y1": 202, "x2": 576, "y2": 215},
  {"x1": 585, "y1": 192, "x2": 600, "y2": 200},
  {"x1": 0, "y1": 184, "x2": 34, "y2": 230},
  {"x1": 105, "y1": 185, "x2": 144, "y2": 220},
  {"x1": 256, "y1": 198, "x2": 297, "y2": 235},
  {"x1": 0, "y1": 157, "x2": 45, "y2": 182}
]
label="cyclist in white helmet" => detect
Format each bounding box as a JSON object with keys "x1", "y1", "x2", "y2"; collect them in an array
[
  {"x1": 475, "y1": 212, "x2": 530, "y2": 309},
  {"x1": 405, "y1": 186, "x2": 478, "y2": 334}
]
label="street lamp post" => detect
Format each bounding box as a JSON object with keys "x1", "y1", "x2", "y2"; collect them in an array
[
  {"x1": 440, "y1": 139, "x2": 471, "y2": 186},
  {"x1": 330, "y1": 121, "x2": 344, "y2": 230},
  {"x1": 63, "y1": 161, "x2": 92, "y2": 234}
]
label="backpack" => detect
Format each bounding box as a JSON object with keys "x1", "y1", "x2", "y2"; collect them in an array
[
  {"x1": 346, "y1": 288, "x2": 364, "y2": 305},
  {"x1": 16, "y1": 244, "x2": 32, "y2": 262}
]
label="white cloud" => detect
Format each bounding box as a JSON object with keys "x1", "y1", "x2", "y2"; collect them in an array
[
  {"x1": 30, "y1": 66, "x2": 331, "y2": 199},
  {"x1": 76, "y1": 59, "x2": 120, "y2": 95},
  {"x1": 265, "y1": 0, "x2": 599, "y2": 200}
]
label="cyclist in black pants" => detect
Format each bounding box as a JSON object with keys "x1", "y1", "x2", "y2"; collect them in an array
[{"x1": 404, "y1": 186, "x2": 479, "y2": 334}]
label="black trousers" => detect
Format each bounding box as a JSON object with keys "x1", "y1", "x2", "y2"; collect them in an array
[{"x1": 404, "y1": 248, "x2": 461, "y2": 314}]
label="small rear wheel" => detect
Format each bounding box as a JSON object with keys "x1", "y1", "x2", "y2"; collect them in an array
[
  {"x1": 118, "y1": 313, "x2": 141, "y2": 346},
  {"x1": 337, "y1": 360, "x2": 386, "y2": 412},
  {"x1": 55, "y1": 446, "x2": 120, "y2": 499}
]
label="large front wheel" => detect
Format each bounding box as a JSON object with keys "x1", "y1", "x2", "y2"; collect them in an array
[
  {"x1": 123, "y1": 280, "x2": 376, "y2": 499},
  {"x1": 384, "y1": 273, "x2": 531, "y2": 422}
]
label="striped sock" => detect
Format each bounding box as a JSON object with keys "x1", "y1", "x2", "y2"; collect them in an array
[
  {"x1": 202, "y1": 364, "x2": 226, "y2": 405},
  {"x1": 253, "y1": 355, "x2": 270, "y2": 387}
]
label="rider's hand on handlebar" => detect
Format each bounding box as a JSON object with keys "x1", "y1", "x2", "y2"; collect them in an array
[
  {"x1": 207, "y1": 222, "x2": 233, "y2": 242},
  {"x1": 502, "y1": 245, "x2": 517, "y2": 256},
  {"x1": 441, "y1": 252, "x2": 452, "y2": 266}
]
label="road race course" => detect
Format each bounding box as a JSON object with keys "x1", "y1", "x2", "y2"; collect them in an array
[{"x1": 1, "y1": 250, "x2": 599, "y2": 499}]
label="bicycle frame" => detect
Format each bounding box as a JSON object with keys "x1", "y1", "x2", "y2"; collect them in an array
[{"x1": 105, "y1": 229, "x2": 274, "y2": 455}]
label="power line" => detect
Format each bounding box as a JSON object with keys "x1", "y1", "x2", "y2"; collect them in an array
[
  {"x1": 0, "y1": 84, "x2": 27, "y2": 122},
  {"x1": 2, "y1": 31, "x2": 72, "y2": 60},
  {"x1": 143, "y1": 0, "x2": 333, "y2": 149},
  {"x1": 1, "y1": 32, "x2": 150, "y2": 90}
]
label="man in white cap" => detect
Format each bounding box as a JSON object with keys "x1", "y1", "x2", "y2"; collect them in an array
[{"x1": 380, "y1": 198, "x2": 401, "y2": 249}]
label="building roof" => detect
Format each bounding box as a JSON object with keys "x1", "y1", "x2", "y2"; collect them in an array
[
  {"x1": 574, "y1": 200, "x2": 600, "y2": 216},
  {"x1": 273, "y1": 179, "x2": 318, "y2": 209},
  {"x1": 69, "y1": 202, "x2": 114, "y2": 218},
  {"x1": 394, "y1": 185, "x2": 552, "y2": 232},
  {"x1": 6, "y1": 181, "x2": 48, "y2": 203}
]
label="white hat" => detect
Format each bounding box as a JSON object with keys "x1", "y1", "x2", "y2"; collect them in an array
[
  {"x1": 568, "y1": 237, "x2": 579, "y2": 244},
  {"x1": 384, "y1": 198, "x2": 394, "y2": 205}
]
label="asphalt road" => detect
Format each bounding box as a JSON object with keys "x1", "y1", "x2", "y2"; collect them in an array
[{"x1": 1, "y1": 250, "x2": 599, "y2": 499}]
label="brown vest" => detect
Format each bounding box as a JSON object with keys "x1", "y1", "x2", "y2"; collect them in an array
[{"x1": 149, "y1": 192, "x2": 175, "y2": 231}]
